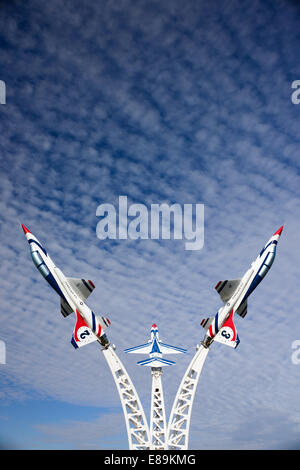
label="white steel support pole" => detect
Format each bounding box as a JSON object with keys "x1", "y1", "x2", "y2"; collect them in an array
[
  {"x1": 150, "y1": 367, "x2": 167, "y2": 450},
  {"x1": 167, "y1": 345, "x2": 209, "y2": 450},
  {"x1": 102, "y1": 345, "x2": 150, "y2": 450}
]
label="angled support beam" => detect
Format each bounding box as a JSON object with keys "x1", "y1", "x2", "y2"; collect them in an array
[
  {"x1": 167, "y1": 345, "x2": 209, "y2": 450},
  {"x1": 102, "y1": 345, "x2": 150, "y2": 450}
]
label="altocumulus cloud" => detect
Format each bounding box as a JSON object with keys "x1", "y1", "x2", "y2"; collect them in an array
[{"x1": 0, "y1": 0, "x2": 300, "y2": 449}]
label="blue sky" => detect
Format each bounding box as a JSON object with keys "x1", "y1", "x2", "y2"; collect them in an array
[{"x1": 1, "y1": 0, "x2": 300, "y2": 450}]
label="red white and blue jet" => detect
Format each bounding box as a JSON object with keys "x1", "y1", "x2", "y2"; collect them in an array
[
  {"x1": 200, "y1": 226, "x2": 284, "y2": 349},
  {"x1": 21, "y1": 224, "x2": 111, "y2": 349},
  {"x1": 124, "y1": 324, "x2": 187, "y2": 367}
]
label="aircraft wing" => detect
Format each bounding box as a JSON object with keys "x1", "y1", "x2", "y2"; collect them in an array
[
  {"x1": 124, "y1": 342, "x2": 152, "y2": 355},
  {"x1": 158, "y1": 342, "x2": 187, "y2": 355},
  {"x1": 60, "y1": 279, "x2": 96, "y2": 318},
  {"x1": 215, "y1": 279, "x2": 241, "y2": 302},
  {"x1": 67, "y1": 278, "x2": 95, "y2": 302}
]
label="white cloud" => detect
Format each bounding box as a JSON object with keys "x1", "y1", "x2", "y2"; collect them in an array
[{"x1": 0, "y1": 0, "x2": 300, "y2": 450}]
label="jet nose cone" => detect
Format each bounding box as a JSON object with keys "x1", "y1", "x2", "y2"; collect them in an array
[
  {"x1": 273, "y1": 225, "x2": 284, "y2": 237},
  {"x1": 21, "y1": 224, "x2": 31, "y2": 235},
  {"x1": 152, "y1": 323, "x2": 157, "y2": 328}
]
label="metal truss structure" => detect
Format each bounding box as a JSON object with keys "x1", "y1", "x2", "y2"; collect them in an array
[
  {"x1": 102, "y1": 345, "x2": 150, "y2": 450},
  {"x1": 150, "y1": 367, "x2": 167, "y2": 450},
  {"x1": 167, "y1": 345, "x2": 209, "y2": 450},
  {"x1": 102, "y1": 341, "x2": 210, "y2": 450}
]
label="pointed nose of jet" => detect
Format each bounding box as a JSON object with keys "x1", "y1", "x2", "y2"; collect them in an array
[
  {"x1": 273, "y1": 225, "x2": 284, "y2": 237},
  {"x1": 21, "y1": 224, "x2": 31, "y2": 235},
  {"x1": 272, "y1": 225, "x2": 284, "y2": 243}
]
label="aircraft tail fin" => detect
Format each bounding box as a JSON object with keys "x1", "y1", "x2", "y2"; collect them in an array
[
  {"x1": 213, "y1": 311, "x2": 240, "y2": 349},
  {"x1": 71, "y1": 311, "x2": 98, "y2": 349}
]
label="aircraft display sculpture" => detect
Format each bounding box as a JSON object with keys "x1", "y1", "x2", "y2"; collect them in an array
[
  {"x1": 22, "y1": 224, "x2": 284, "y2": 450},
  {"x1": 167, "y1": 226, "x2": 284, "y2": 449},
  {"x1": 125, "y1": 324, "x2": 186, "y2": 449},
  {"x1": 21, "y1": 224, "x2": 150, "y2": 449}
]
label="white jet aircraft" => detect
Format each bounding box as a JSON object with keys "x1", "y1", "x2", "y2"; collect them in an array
[
  {"x1": 124, "y1": 324, "x2": 186, "y2": 367},
  {"x1": 22, "y1": 224, "x2": 110, "y2": 349},
  {"x1": 200, "y1": 226, "x2": 284, "y2": 349}
]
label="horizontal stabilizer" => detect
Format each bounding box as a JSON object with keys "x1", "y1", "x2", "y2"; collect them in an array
[
  {"x1": 124, "y1": 342, "x2": 152, "y2": 355},
  {"x1": 137, "y1": 357, "x2": 176, "y2": 367},
  {"x1": 200, "y1": 317, "x2": 214, "y2": 331},
  {"x1": 71, "y1": 311, "x2": 97, "y2": 349},
  {"x1": 67, "y1": 278, "x2": 95, "y2": 302},
  {"x1": 215, "y1": 279, "x2": 241, "y2": 303}
]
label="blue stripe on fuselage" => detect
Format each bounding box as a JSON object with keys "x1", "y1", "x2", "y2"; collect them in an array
[
  {"x1": 71, "y1": 336, "x2": 79, "y2": 349},
  {"x1": 215, "y1": 312, "x2": 219, "y2": 334},
  {"x1": 259, "y1": 240, "x2": 277, "y2": 257},
  {"x1": 92, "y1": 312, "x2": 96, "y2": 332},
  {"x1": 240, "y1": 272, "x2": 262, "y2": 305},
  {"x1": 151, "y1": 339, "x2": 161, "y2": 354},
  {"x1": 45, "y1": 272, "x2": 68, "y2": 302}
]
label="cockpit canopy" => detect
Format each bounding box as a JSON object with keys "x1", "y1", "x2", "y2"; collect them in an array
[{"x1": 31, "y1": 250, "x2": 50, "y2": 279}]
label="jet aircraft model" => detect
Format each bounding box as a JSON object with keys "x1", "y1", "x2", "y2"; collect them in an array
[
  {"x1": 200, "y1": 226, "x2": 284, "y2": 349},
  {"x1": 21, "y1": 224, "x2": 110, "y2": 349},
  {"x1": 124, "y1": 324, "x2": 187, "y2": 367}
]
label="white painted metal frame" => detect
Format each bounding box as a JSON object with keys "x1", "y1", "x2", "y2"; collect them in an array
[
  {"x1": 150, "y1": 367, "x2": 167, "y2": 450},
  {"x1": 102, "y1": 345, "x2": 150, "y2": 450},
  {"x1": 167, "y1": 345, "x2": 209, "y2": 450},
  {"x1": 102, "y1": 343, "x2": 210, "y2": 450}
]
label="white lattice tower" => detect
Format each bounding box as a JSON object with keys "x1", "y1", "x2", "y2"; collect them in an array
[
  {"x1": 150, "y1": 367, "x2": 167, "y2": 450},
  {"x1": 102, "y1": 345, "x2": 150, "y2": 450},
  {"x1": 167, "y1": 345, "x2": 209, "y2": 450}
]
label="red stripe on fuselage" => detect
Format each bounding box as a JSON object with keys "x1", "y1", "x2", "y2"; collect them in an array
[
  {"x1": 74, "y1": 310, "x2": 89, "y2": 341},
  {"x1": 223, "y1": 309, "x2": 236, "y2": 341}
]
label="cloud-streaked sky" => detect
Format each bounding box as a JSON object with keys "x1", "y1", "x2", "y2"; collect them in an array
[{"x1": 1, "y1": 0, "x2": 300, "y2": 450}]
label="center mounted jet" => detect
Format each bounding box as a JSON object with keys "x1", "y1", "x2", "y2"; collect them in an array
[{"x1": 124, "y1": 324, "x2": 187, "y2": 367}]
